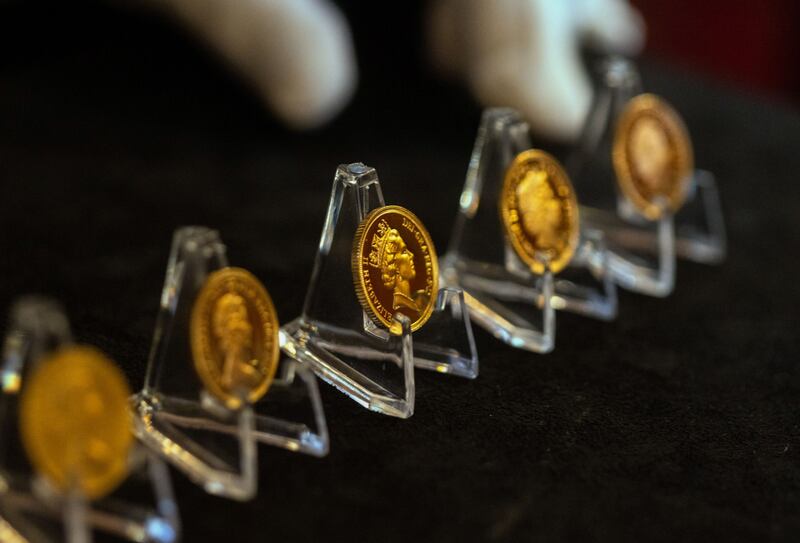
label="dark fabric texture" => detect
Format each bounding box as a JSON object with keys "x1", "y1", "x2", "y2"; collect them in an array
[{"x1": 1, "y1": 2, "x2": 800, "y2": 542}]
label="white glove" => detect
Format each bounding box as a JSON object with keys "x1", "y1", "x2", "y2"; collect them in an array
[
  {"x1": 141, "y1": 0, "x2": 642, "y2": 137},
  {"x1": 144, "y1": 0, "x2": 358, "y2": 129},
  {"x1": 428, "y1": 0, "x2": 645, "y2": 141}
]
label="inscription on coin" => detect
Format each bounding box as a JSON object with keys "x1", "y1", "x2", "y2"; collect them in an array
[{"x1": 352, "y1": 205, "x2": 438, "y2": 334}]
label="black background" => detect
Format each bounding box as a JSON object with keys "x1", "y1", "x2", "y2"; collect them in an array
[{"x1": 1, "y1": 1, "x2": 800, "y2": 541}]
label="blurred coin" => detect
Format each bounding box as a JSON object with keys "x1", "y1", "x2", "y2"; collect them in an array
[
  {"x1": 500, "y1": 149, "x2": 579, "y2": 275},
  {"x1": 613, "y1": 93, "x2": 694, "y2": 219},
  {"x1": 191, "y1": 267, "x2": 280, "y2": 409},
  {"x1": 20, "y1": 346, "x2": 133, "y2": 500}
]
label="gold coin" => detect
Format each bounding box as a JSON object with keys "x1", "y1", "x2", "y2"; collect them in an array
[
  {"x1": 352, "y1": 205, "x2": 438, "y2": 334},
  {"x1": 500, "y1": 149, "x2": 580, "y2": 275},
  {"x1": 19, "y1": 346, "x2": 133, "y2": 500},
  {"x1": 191, "y1": 267, "x2": 280, "y2": 409},
  {"x1": 613, "y1": 93, "x2": 694, "y2": 220}
]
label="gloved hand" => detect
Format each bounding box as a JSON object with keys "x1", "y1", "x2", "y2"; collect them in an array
[
  {"x1": 145, "y1": 0, "x2": 644, "y2": 140},
  {"x1": 143, "y1": 0, "x2": 358, "y2": 129},
  {"x1": 428, "y1": 0, "x2": 645, "y2": 141}
]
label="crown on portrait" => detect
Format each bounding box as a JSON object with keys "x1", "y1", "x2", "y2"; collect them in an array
[{"x1": 368, "y1": 219, "x2": 394, "y2": 269}]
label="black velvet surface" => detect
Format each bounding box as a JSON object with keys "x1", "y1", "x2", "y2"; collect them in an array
[{"x1": 2, "y1": 2, "x2": 800, "y2": 542}]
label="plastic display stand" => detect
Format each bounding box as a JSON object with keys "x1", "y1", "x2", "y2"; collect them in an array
[
  {"x1": 442, "y1": 109, "x2": 618, "y2": 353},
  {"x1": 131, "y1": 227, "x2": 328, "y2": 502},
  {"x1": 282, "y1": 163, "x2": 478, "y2": 419},
  {"x1": 0, "y1": 297, "x2": 180, "y2": 543},
  {"x1": 567, "y1": 56, "x2": 727, "y2": 296}
]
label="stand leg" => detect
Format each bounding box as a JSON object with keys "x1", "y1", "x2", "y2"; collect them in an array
[
  {"x1": 413, "y1": 288, "x2": 479, "y2": 378},
  {"x1": 445, "y1": 266, "x2": 556, "y2": 353},
  {"x1": 554, "y1": 229, "x2": 618, "y2": 320},
  {"x1": 132, "y1": 395, "x2": 258, "y2": 501},
  {"x1": 144, "y1": 456, "x2": 180, "y2": 543},
  {"x1": 675, "y1": 170, "x2": 727, "y2": 263},
  {"x1": 252, "y1": 356, "x2": 330, "y2": 456},
  {"x1": 64, "y1": 489, "x2": 90, "y2": 543},
  {"x1": 604, "y1": 201, "x2": 675, "y2": 297},
  {"x1": 282, "y1": 312, "x2": 416, "y2": 419}
]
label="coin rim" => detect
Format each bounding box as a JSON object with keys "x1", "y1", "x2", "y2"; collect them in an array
[
  {"x1": 499, "y1": 149, "x2": 580, "y2": 275},
  {"x1": 612, "y1": 93, "x2": 695, "y2": 220},
  {"x1": 351, "y1": 205, "x2": 439, "y2": 334},
  {"x1": 19, "y1": 345, "x2": 133, "y2": 500},
  {"x1": 190, "y1": 266, "x2": 280, "y2": 409}
]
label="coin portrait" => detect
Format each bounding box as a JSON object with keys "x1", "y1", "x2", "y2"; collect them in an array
[
  {"x1": 613, "y1": 93, "x2": 694, "y2": 220},
  {"x1": 500, "y1": 149, "x2": 579, "y2": 275},
  {"x1": 19, "y1": 346, "x2": 134, "y2": 500},
  {"x1": 352, "y1": 205, "x2": 438, "y2": 334},
  {"x1": 190, "y1": 267, "x2": 280, "y2": 409}
]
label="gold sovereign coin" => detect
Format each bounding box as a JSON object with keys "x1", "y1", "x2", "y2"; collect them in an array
[
  {"x1": 500, "y1": 149, "x2": 580, "y2": 275},
  {"x1": 19, "y1": 346, "x2": 133, "y2": 500},
  {"x1": 352, "y1": 205, "x2": 438, "y2": 335},
  {"x1": 613, "y1": 93, "x2": 694, "y2": 220},
  {"x1": 191, "y1": 267, "x2": 280, "y2": 409}
]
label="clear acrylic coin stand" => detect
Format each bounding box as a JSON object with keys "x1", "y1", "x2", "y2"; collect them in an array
[
  {"x1": 0, "y1": 297, "x2": 180, "y2": 543},
  {"x1": 131, "y1": 227, "x2": 328, "y2": 502},
  {"x1": 281, "y1": 163, "x2": 478, "y2": 419},
  {"x1": 441, "y1": 108, "x2": 617, "y2": 353},
  {"x1": 566, "y1": 56, "x2": 727, "y2": 297}
]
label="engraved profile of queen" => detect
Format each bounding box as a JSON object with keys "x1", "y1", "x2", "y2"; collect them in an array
[
  {"x1": 212, "y1": 292, "x2": 261, "y2": 390},
  {"x1": 373, "y1": 224, "x2": 424, "y2": 313}
]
